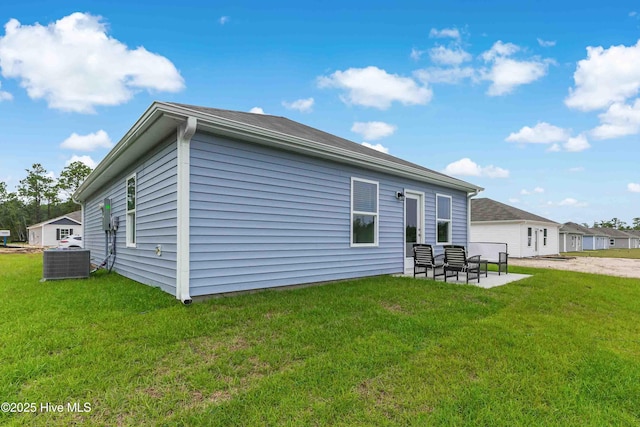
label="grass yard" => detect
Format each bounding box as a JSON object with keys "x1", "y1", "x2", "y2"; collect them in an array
[
  {"x1": 2, "y1": 254, "x2": 640, "y2": 426},
  {"x1": 563, "y1": 248, "x2": 640, "y2": 259}
]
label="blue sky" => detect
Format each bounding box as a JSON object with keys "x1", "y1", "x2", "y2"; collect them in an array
[{"x1": 1, "y1": 1, "x2": 639, "y2": 226}]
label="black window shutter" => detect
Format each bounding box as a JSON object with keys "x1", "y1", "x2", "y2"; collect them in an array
[{"x1": 56, "y1": 229, "x2": 60, "y2": 240}]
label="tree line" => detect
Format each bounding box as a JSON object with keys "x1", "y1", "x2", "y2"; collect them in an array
[
  {"x1": 584, "y1": 218, "x2": 640, "y2": 230},
  {"x1": 0, "y1": 162, "x2": 92, "y2": 241}
]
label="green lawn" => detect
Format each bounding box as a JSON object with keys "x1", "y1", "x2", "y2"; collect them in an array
[
  {"x1": 2, "y1": 254, "x2": 640, "y2": 426},
  {"x1": 563, "y1": 248, "x2": 640, "y2": 259}
]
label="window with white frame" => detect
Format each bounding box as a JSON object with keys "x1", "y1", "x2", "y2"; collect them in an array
[
  {"x1": 543, "y1": 228, "x2": 548, "y2": 246},
  {"x1": 527, "y1": 227, "x2": 532, "y2": 247},
  {"x1": 56, "y1": 228, "x2": 72, "y2": 240},
  {"x1": 126, "y1": 174, "x2": 136, "y2": 246},
  {"x1": 351, "y1": 178, "x2": 378, "y2": 246},
  {"x1": 436, "y1": 194, "x2": 452, "y2": 245}
]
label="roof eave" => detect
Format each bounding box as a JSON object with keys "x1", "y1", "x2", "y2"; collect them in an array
[
  {"x1": 75, "y1": 102, "x2": 483, "y2": 201},
  {"x1": 471, "y1": 219, "x2": 559, "y2": 225}
]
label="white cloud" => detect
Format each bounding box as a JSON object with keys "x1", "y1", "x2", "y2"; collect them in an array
[
  {"x1": 479, "y1": 41, "x2": 550, "y2": 96},
  {"x1": 591, "y1": 99, "x2": 640, "y2": 139},
  {"x1": 429, "y1": 28, "x2": 461, "y2": 40},
  {"x1": 537, "y1": 38, "x2": 556, "y2": 47},
  {"x1": 414, "y1": 67, "x2": 476, "y2": 84},
  {"x1": 480, "y1": 41, "x2": 520, "y2": 62},
  {"x1": 444, "y1": 158, "x2": 509, "y2": 178},
  {"x1": 60, "y1": 130, "x2": 112, "y2": 151},
  {"x1": 282, "y1": 97, "x2": 314, "y2": 113},
  {"x1": 361, "y1": 142, "x2": 389, "y2": 153},
  {"x1": 219, "y1": 16, "x2": 229, "y2": 25},
  {"x1": 249, "y1": 107, "x2": 265, "y2": 114},
  {"x1": 565, "y1": 41, "x2": 640, "y2": 111},
  {"x1": 65, "y1": 155, "x2": 97, "y2": 169},
  {"x1": 483, "y1": 57, "x2": 549, "y2": 96},
  {"x1": 521, "y1": 187, "x2": 544, "y2": 195},
  {"x1": 506, "y1": 122, "x2": 570, "y2": 144},
  {"x1": 564, "y1": 134, "x2": 590, "y2": 152},
  {"x1": 0, "y1": 13, "x2": 184, "y2": 113},
  {"x1": 317, "y1": 66, "x2": 432, "y2": 109},
  {"x1": 481, "y1": 165, "x2": 510, "y2": 178},
  {"x1": 351, "y1": 121, "x2": 397, "y2": 140},
  {"x1": 631, "y1": 11, "x2": 638, "y2": 17},
  {"x1": 429, "y1": 46, "x2": 472, "y2": 66},
  {"x1": 558, "y1": 198, "x2": 588, "y2": 207},
  {"x1": 508, "y1": 198, "x2": 520, "y2": 204},
  {"x1": 0, "y1": 81, "x2": 11, "y2": 101},
  {"x1": 628, "y1": 183, "x2": 640, "y2": 192},
  {"x1": 546, "y1": 144, "x2": 561, "y2": 152},
  {"x1": 410, "y1": 48, "x2": 425, "y2": 61}
]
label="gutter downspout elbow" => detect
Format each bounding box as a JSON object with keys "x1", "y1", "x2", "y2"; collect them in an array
[{"x1": 177, "y1": 116, "x2": 197, "y2": 305}]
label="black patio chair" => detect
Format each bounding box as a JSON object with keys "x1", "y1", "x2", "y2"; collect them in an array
[
  {"x1": 413, "y1": 244, "x2": 445, "y2": 279},
  {"x1": 443, "y1": 245, "x2": 481, "y2": 284}
]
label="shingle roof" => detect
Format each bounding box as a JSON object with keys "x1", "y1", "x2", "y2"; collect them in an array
[
  {"x1": 27, "y1": 210, "x2": 82, "y2": 228},
  {"x1": 470, "y1": 198, "x2": 558, "y2": 224},
  {"x1": 592, "y1": 227, "x2": 633, "y2": 238},
  {"x1": 586, "y1": 227, "x2": 609, "y2": 237},
  {"x1": 560, "y1": 222, "x2": 586, "y2": 235},
  {"x1": 168, "y1": 102, "x2": 479, "y2": 190}
]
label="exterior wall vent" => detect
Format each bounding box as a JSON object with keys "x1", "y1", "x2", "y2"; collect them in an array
[{"x1": 42, "y1": 249, "x2": 91, "y2": 281}]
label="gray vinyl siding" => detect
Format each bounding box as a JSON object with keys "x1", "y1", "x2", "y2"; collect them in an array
[
  {"x1": 83, "y1": 138, "x2": 178, "y2": 293},
  {"x1": 560, "y1": 233, "x2": 582, "y2": 252},
  {"x1": 611, "y1": 237, "x2": 630, "y2": 248},
  {"x1": 188, "y1": 132, "x2": 468, "y2": 296}
]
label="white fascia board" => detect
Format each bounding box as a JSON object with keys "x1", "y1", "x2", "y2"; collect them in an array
[
  {"x1": 76, "y1": 102, "x2": 483, "y2": 202},
  {"x1": 472, "y1": 220, "x2": 558, "y2": 226},
  {"x1": 74, "y1": 104, "x2": 172, "y2": 202},
  {"x1": 157, "y1": 103, "x2": 483, "y2": 194}
]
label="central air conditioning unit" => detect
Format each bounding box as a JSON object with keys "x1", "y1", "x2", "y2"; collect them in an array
[{"x1": 42, "y1": 249, "x2": 91, "y2": 281}]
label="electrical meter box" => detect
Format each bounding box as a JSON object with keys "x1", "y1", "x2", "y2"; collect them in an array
[{"x1": 102, "y1": 198, "x2": 112, "y2": 231}]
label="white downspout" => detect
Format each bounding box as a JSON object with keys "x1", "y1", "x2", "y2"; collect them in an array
[
  {"x1": 176, "y1": 116, "x2": 197, "y2": 304},
  {"x1": 467, "y1": 190, "x2": 479, "y2": 245}
]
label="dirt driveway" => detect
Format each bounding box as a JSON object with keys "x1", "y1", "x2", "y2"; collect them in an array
[{"x1": 509, "y1": 257, "x2": 640, "y2": 279}]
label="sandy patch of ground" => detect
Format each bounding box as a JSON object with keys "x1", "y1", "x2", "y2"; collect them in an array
[
  {"x1": 0, "y1": 245, "x2": 43, "y2": 254},
  {"x1": 509, "y1": 257, "x2": 640, "y2": 279}
]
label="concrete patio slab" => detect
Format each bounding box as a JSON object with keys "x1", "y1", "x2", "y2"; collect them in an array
[{"x1": 400, "y1": 270, "x2": 532, "y2": 288}]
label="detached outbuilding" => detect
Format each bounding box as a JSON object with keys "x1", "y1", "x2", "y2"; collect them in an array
[
  {"x1": 559, "y1": 222, "x2": 585, "y2": 252},
  {"x1": 73, "y1": 102, "x2": 483, "y2": 302},
  {"x1": 470, "y1": 198, "x2": 559, "y2": 258},
  {"x1": 27, "y1": 211, "x2": 82, "y2": 247},
  {"x1": 583, "y1": 227, "x2": 610, "y2": 250},
  {"x1": 627, "y1": 230, "x2": 640, "y2": 248},
  {"x1": 594, "y1": 227, "x2": 636, "y2": 249}
]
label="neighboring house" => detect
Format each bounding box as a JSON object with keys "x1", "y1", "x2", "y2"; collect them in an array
[
  {"x1": 470, "y1": 198, "x2": 560, "y2": 258},
  {"x1": 595, "y1": 227, "x2": 638, "y2": 249},
  {"x1": 559, "y1": 222, "x2": 584, "y2": 252},
  {"x1": 27, "y1": 211, "x2": 82, "y2": 247},
  {"x1": 627, "y1": 230, "x2": 640, "y2": 248},
  {"x1": 593, "y1": 227, "x2": 635, "y2": 249},
  {"x1": 583, "y1": 227, "x2": 610, "y2": 250},
  {"x1": 73, "y1": 102, "x2": 483, "y2": 302}
]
